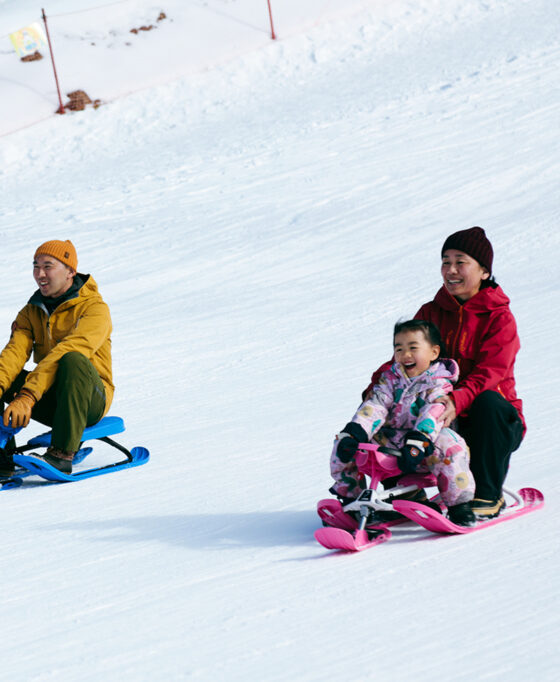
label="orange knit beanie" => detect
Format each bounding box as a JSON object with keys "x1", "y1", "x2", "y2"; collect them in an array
[{"x1": 34, "y1": 240, "x2": 78, "y2": 271}]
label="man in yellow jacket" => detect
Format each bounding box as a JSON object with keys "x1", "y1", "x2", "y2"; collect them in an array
[{"x1": 0, "y1": 240, "x2": 114, "y2": 474}]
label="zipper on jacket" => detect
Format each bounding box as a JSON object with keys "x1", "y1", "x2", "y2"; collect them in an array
[{"x1": 451, "y1": 306, "x2": 464, "y2": 358}]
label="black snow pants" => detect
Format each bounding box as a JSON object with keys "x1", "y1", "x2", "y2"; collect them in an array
[{"x1": 457, "y1": 390, "x2": 524, "y2": 500}]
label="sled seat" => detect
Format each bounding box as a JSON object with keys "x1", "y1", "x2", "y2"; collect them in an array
[
  {"x1": 27, "y1": 416, "x2": 125, "y2": 448},
  {"x1": 355, "y1": 443, "x2": 401, "y2": 476},
  {"x1": 355, "y1": 442, "x2": 437, "y2": 490}
]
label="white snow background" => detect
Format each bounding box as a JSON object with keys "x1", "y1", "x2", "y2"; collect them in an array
[{"x1": 0, "y1": 0, "x2": 559, "y2": 680}]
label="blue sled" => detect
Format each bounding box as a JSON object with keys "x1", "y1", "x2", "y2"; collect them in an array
[
  {"x1": 0, "y1": 446, "x2": 94, "y2": 490},
  {"x1": 2, "y1": 416, "x2": 149, "y2": 484}
]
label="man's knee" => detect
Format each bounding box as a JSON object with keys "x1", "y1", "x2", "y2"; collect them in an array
[
  {"x1": 56, "y1": 352, "x2": 93, "y2": 386},
  {"x1": 56, "y1": 351, "x2": 104, "y2": 404},
  {"x1": 58, "y1": 351, "x2": 88, "y2": 371}
]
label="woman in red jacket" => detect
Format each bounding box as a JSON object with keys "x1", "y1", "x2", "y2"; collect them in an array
[{"x1": 364, "y1": 227, "x2": 524, "y2": 518}]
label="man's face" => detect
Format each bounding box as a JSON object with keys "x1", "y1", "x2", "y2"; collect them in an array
[{"x1": 33, "y1": 254, "x2": 75, "y2": 298}]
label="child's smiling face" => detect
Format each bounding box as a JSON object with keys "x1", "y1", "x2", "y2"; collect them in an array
[{"x1": 394, "y1": 329, "x2": 440, "y2": 378}]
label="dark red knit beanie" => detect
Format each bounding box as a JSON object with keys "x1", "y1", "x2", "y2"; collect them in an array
[{"x1": 441, "y1": 226, "x2": 493, "y2": 274}]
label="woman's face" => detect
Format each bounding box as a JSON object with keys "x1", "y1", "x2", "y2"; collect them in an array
[{"x1": 441, "y1": 249, "x2": 489, "y2": 302}]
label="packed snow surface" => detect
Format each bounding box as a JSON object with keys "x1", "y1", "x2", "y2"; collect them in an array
[{"x1": 0, "y1": 1, "x2": 559, "y2": 680}]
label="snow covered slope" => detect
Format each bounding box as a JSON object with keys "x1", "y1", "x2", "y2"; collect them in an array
[{"x1": 0, "y1": 1, "x2": 559, "y2": 680}]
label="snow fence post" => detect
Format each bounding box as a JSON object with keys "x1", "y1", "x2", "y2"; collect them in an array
[
  {"x1": 267, "y1": 1, "x2": 276, "y2": 40},
  {"x1": 41, "y1": 8, "x2": 65, "y2": 114}
]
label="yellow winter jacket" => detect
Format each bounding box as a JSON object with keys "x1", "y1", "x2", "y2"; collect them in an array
[{"x1": 0, "y1": 274, "x2": 114, "y2": 414}]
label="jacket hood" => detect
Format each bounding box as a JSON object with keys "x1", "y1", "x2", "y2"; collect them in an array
[
  {"x1": 28, "y1": 273, "x2": 100, "y2": 311},
  {"x1": 391, "y1": 357, "x2": 459, "y2": 385},
  {"x1": 433, "y1": 284, "x2": 511, "y2": 314}
]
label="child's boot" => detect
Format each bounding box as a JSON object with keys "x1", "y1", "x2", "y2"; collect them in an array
[{"x1": 448, "y1": 502, "x2": 476, "y2": 526}]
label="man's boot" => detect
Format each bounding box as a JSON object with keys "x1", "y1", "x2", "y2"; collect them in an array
[{"x1": 39, "y1": 446, "x2": 75, "y2": 474}]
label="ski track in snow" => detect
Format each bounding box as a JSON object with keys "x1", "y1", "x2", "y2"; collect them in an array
[{"x1": 0, "y1": 0, "x2": 559, "y2": 680}]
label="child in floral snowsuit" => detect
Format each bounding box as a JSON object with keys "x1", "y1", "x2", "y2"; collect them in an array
[{"x1": 330, "y1": 319, "x2": 476, "y2": 525}]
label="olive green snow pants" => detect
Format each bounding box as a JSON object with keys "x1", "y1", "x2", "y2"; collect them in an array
[{"x1": 2, "y1": 351, "x2": 106, "y2": 452}]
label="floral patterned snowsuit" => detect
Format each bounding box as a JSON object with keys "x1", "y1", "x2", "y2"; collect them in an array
[{"x1": 330, "y1": 358, "x2": 475, "y2": 507}]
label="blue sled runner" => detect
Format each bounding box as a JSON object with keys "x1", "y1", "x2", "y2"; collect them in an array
[{"x1": 1, "y1": 416, "x2": 149, "y2": 488}]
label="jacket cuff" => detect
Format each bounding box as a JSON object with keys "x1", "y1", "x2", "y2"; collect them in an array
[
  {"x1": 19, "y1": 388, "x2": 37, "y2": 404},
  {"x1": 450, "y1": 389, "x2": 469, "y2": 416}
]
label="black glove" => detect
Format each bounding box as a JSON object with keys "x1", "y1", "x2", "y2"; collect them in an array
[
  {"x1": 336, "y1": 422, "x2": 369, "y2": 464},
  {"x1": 398, "y1": 430, "x2": 434, "y2": 474}
]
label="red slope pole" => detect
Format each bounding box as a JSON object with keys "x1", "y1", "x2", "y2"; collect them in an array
[
  {"x1": 42, "y1": 8, "x2": 65, "y2": 114},
  {"x1": 267, "y1": 1, "x2": 276, "y2": 40}
]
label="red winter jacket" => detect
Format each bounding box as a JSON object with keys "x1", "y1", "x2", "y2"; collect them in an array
[{"x1": 364, "y1": 284, "x2": 525, "y2": 432}]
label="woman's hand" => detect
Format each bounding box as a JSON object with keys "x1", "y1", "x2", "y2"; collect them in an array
[{"x1": 435, "y1": 394, "x2": 457, "y2": 427}]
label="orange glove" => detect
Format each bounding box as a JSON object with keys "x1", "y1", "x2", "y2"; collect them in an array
[{"x1": 3, "y1": 390, "x2": 36, "y2": 428}]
